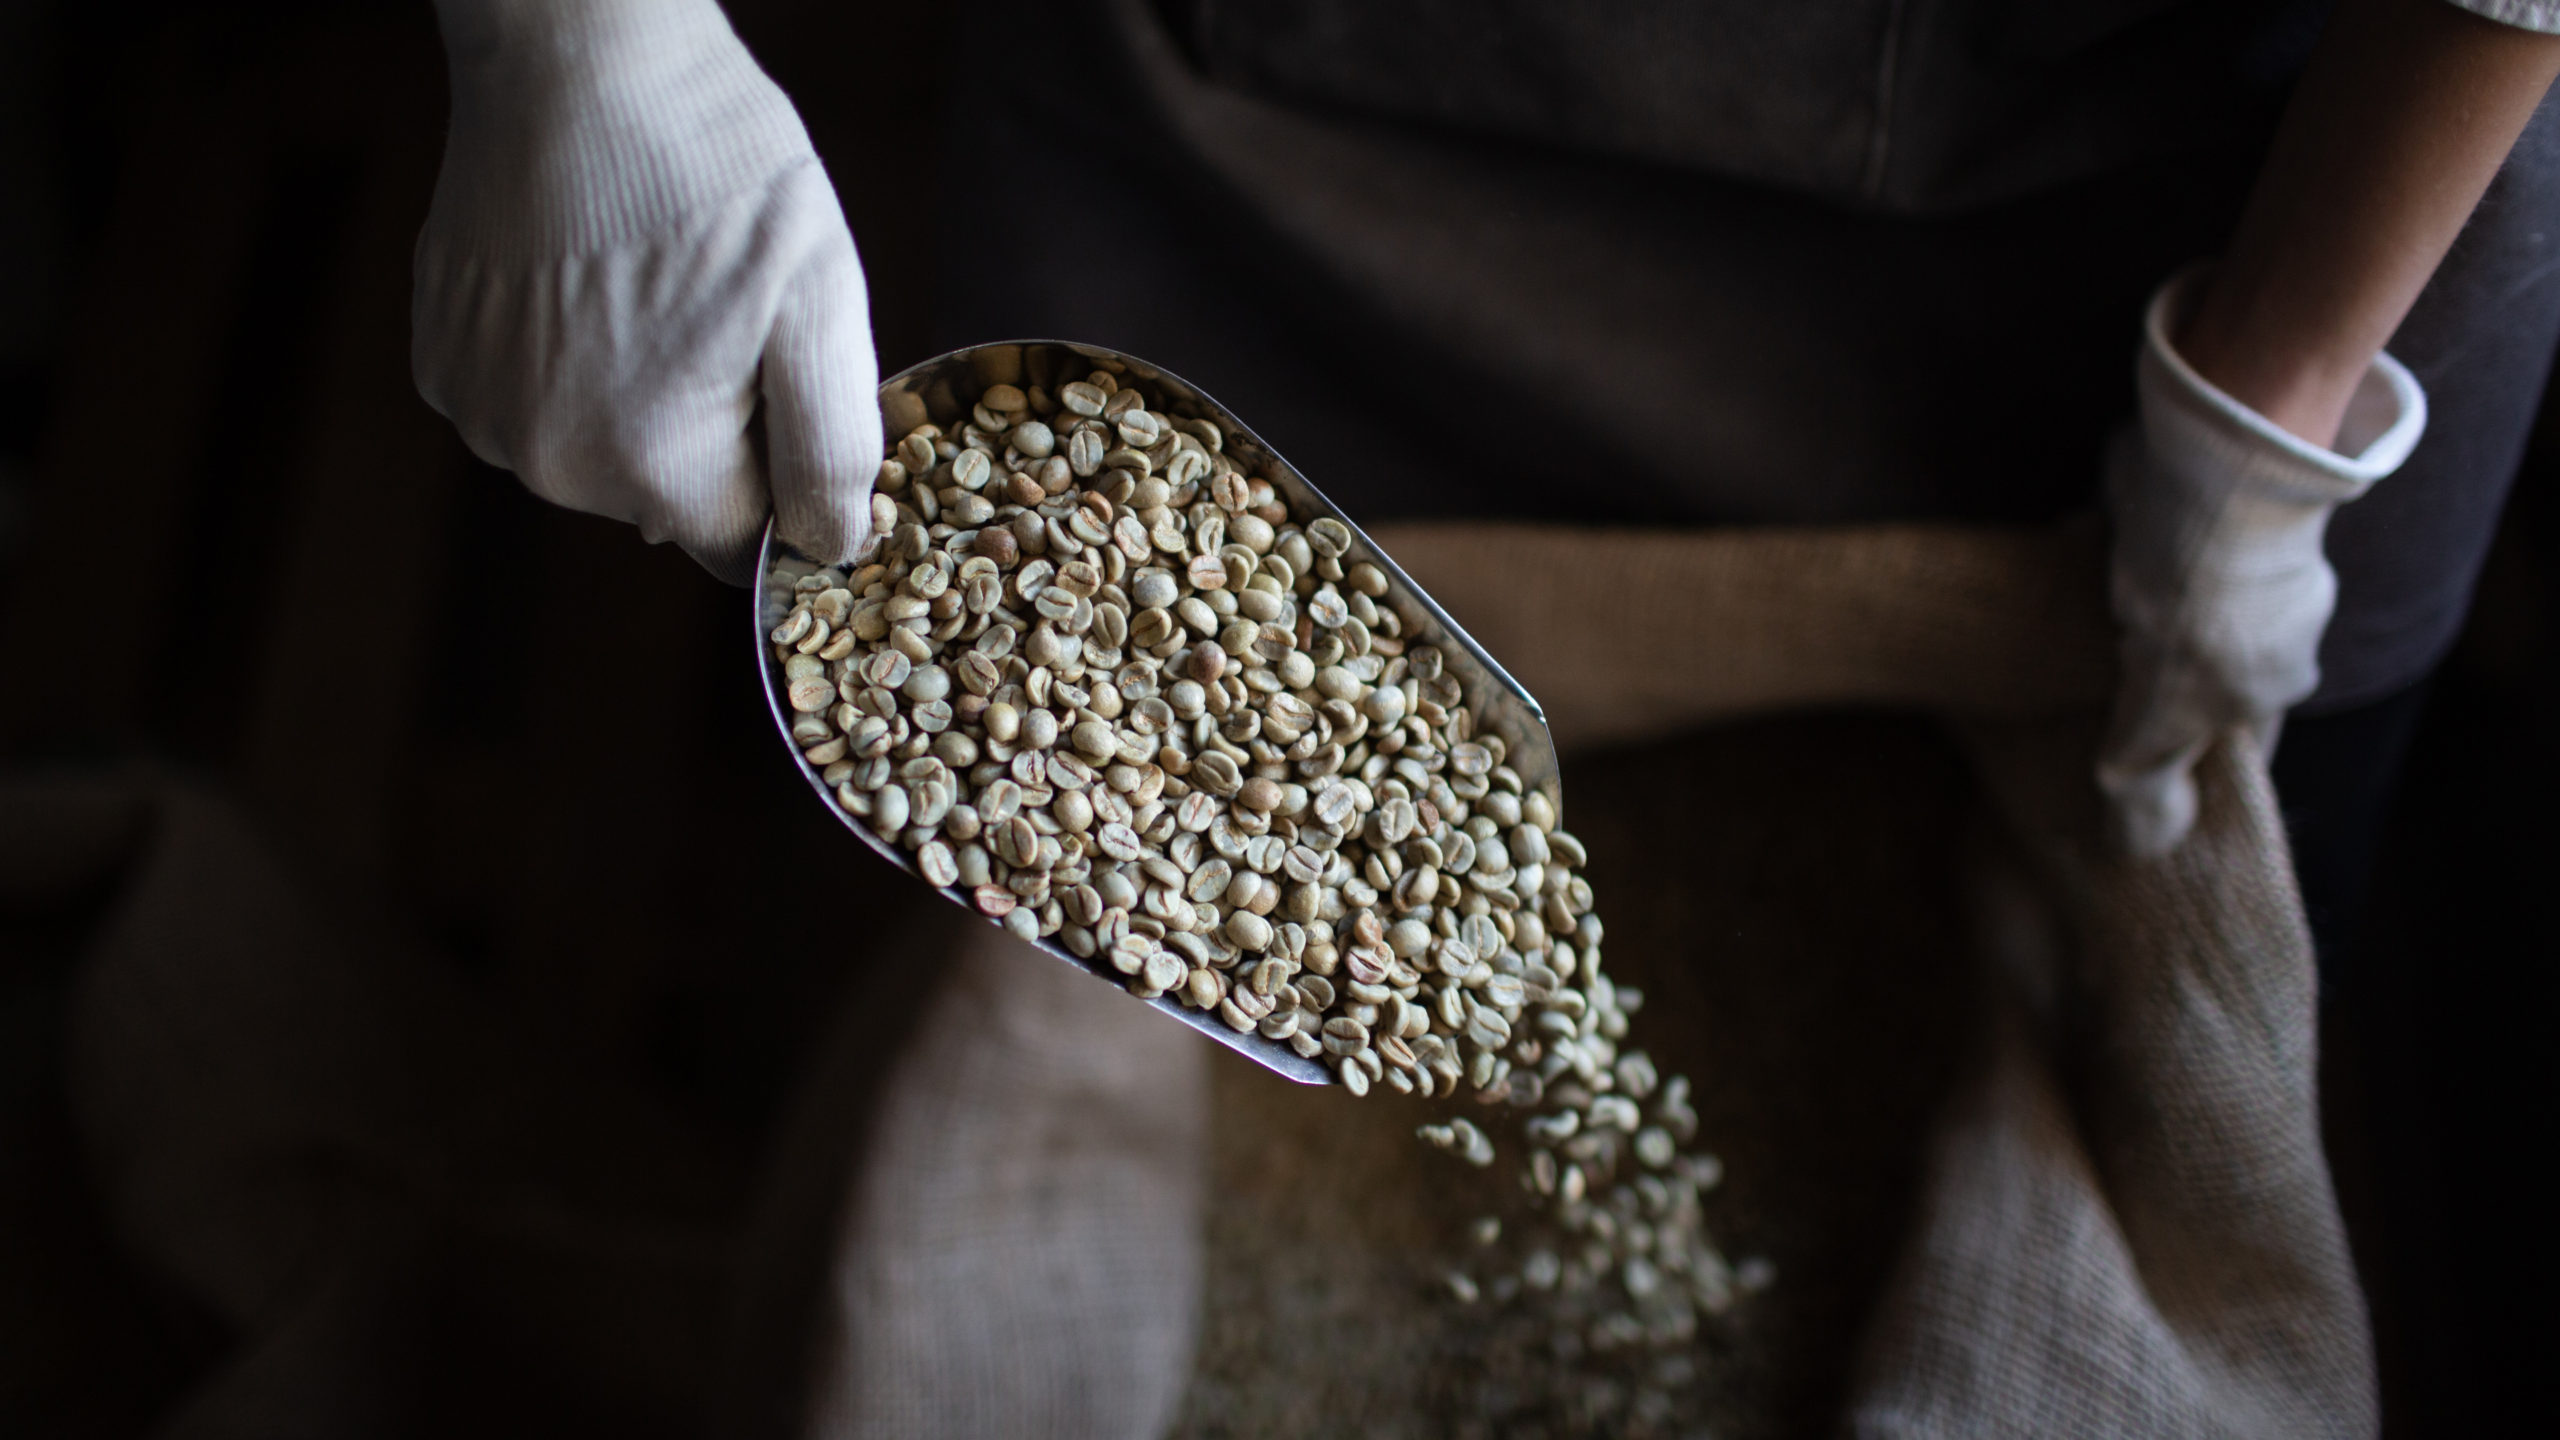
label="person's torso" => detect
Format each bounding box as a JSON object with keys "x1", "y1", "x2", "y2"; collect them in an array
[
  {"x1": 1159, "y1": 0, "x2": 2323, "y2": 212},
  {"x1": 928, "y1": 0, "x2": 2307, "y2": 529}
]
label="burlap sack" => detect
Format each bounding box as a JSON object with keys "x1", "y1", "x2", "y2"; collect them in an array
[
  {"x1": 15, "y1": 773, "x2": 1201, "y2": 1440},
  {"x1": 1381, "y1": 522, "x2": 2372, "y2": 1439},
  {"x1": 1843, "y1": 722, "x2": 2371, "y2": 1438},
  {"x1": 13, "y1": 520, "x2": 2370, "y2": 1437},
  {"x1": 790, "y1": 921, "x2": 1208, "y2": 1440},
  {"x1": 30, "y1": 772, "x2": 735, "y2": 1438}
]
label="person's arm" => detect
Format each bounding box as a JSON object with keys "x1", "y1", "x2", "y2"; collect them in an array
[
  {"x1": 2096, "y1": 0, "x2": 2560, "y2": 856},
  {"x1": 2180, "y1": 0, "x2": 2560, "y2": 448}
]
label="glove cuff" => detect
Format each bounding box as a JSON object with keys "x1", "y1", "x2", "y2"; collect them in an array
[{"x1": 2136, "y1": 265, "x2": 2427, "y2": 508}]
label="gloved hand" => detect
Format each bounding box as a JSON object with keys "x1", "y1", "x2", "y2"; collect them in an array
[
  {"x1": 2097, "y1": 267, "x2": 2425, "y2": 857},
  {"x1": 414, "y1": 0, "x2": 879, "y2": 583}
]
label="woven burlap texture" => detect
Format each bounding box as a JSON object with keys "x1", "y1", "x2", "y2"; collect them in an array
[
  {"x1": 1839, "y1": 721, "x2": 2371, "y2": 1438},
  {"x1": 1383, "y1": 522, "x2": 2373, "y2": 1440},
  {"x1": 19, "y1": 521, "x2": 2371, "y2": 1437}
]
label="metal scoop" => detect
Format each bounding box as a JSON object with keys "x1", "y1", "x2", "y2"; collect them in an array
[{"x1": 757, "y1": 340, "x2": 1556, "y2": 1085}]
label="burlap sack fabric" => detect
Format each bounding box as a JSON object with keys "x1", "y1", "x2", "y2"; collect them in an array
[
  {"x1": 1381, "y1": 523, "x2": 2374, "y2": 1439},
  {"x1": 1845, "y1": 723, "x2": 2369, "y2": 1439},
  {"x1": 2, "y1": 521, "x2": 2370, "y2": 1437}
]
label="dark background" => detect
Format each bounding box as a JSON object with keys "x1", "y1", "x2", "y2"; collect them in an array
[{"x1": 0, "y1": 2, "x2": 2552, "y2": 1435}]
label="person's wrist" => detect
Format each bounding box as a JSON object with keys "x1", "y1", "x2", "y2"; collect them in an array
[
  {"x1": 2131, "y1": 267, "x2": 2424, "y2": 517},
  {"x1": 2171, "y1": 264, "x2": 2391, "y2": 451}
]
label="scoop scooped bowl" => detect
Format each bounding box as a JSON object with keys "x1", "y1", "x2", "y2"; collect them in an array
[{"x1": 756, "y1": 341, "x2": 1556, "y2": 1085}]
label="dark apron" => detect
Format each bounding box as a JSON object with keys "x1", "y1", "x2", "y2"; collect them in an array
[{"x1": 929, "y1": 0, "x2": 2560, "y2": 710}]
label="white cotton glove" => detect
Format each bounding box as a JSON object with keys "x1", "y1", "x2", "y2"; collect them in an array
[
  {"x1": 414, "y1": 0, "x2": 880, "y2": 584},
  {"x1": 2097, "y1": 267, "x2": 2425, "y2": 857}
]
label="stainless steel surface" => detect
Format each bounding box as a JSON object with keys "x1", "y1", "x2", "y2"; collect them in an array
[{"x1": 757, "y1": 340, "x2": 1559, "y2": 1087}]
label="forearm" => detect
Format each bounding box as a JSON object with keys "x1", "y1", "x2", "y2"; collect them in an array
[{"x1": 2179, "y1": 0, "x2": 2560, "y2": 447}]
